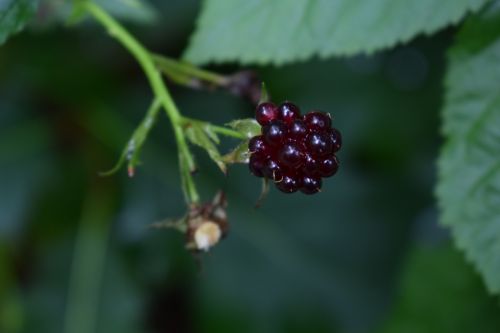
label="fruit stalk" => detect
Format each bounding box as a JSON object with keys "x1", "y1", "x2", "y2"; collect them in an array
[{"x1": 82, "y1": 1, "x2": 199, "y2": 203}]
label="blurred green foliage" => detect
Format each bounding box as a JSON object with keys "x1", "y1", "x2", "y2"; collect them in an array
[{"x1": 0, "y1": 1, "x2": 499, "y2": 333}]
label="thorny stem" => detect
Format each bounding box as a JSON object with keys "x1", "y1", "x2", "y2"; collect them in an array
[{"x1": 83, "y1": 1, "x2": 200, "y2": 203}]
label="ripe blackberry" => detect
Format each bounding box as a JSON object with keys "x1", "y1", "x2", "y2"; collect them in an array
[
  {"x1": 277, "y1": 102, "x2": 301, "y2": 124},
  {"x1": 263, "y1": 159, "x2": 283, "y2": 181},
  {"x1": 263, "y1": 120, "x2": 287, "y2": 147},
  {"x1": 279, "y1": 142, "x2": 305, "y2": 168},
  {"x1": 329, "y1": 128, "x2": 342, "y2": 152},
  {"x1": 301, "y1": 175, "x2": 322, "y2": 195},
  {"x1": 255, "y1": 102, "x2": 278, "y2": 126},
  {"x1": 249, "y1": 102, "x2": 341, "y2": 195},
  {"x1": 249, "y1": 153, "x2": 266, "y2": 178},
  {"x1": 248, "y1": 135, "x2": 268, "y2": 154},
  {"x1": 318, "y1": 155, "x2": 339, "y2": 177},
  {"x1": 276, "y1": 174, "x2": 301, "y2": 193},
  {"x1": 290, "y1": 119, "x2": 307, "y2": 139},
  {"x1": 306, "y1": 132, "x2": 333, "y2": 157},
  {"x1": 304, "y1": 111, "x2": 331, "y2": 131}
]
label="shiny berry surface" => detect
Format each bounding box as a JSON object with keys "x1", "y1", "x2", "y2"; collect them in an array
[
  {"x1": 276, "y1": 175, "x2": 301, "y2": 193},
  {"x1": 318, "y1": 155, "x2": 339, "y2": 177},
  {"x1": 255, "y1": 102, "x2": 277, "y2": 125},
  {"x1": 277, "y1": 102, "x2": 300, "y2": 124},
  {"x1": 263, "y1": 120, "x2": 287, "y2": 147},
  {"x1": 306, "y1": 132, "x2": 333, "y2": 157},
  {"x1": 263, "y1": 159, "x2": 283, "y2": 181},
  {"x1": 279, "y1": 142, "x2": 305, "y2": 168},
  {"x1": 304, "y1": 153, "x2": 319, "y2": 176},
  {"x1": 304, "y1": 111, "x2": 331, "y2": 131},
  {"x1": 249, "y1": 101, "x2": 342, "y2": 194},
  {"x1": 249, "y1": 153, "x2": 266, "y2": 177},
  {"x1": 300, "y1": 176, "x2": 322, "y2": 194},
  {"x1": 248, "y1": 135, "x2": 268, "y2": 154},
  {"x1": 290, "y1": 119, "x2": 307, "y2": 139},
  {"x1": 329, "y1": 128, "x2": 342, "y2": 152}
]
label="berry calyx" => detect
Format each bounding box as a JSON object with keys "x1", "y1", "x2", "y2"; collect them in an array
[{"x1": 248, "y1": 101, "x2": 342, "y2": 195}]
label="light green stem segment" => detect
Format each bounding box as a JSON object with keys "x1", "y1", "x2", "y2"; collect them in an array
[
  {"x1": 83, "y1": 1, "x2": 199, "y2": 203},
  {"x1": 153, "y1": 54, "x2": 228, "y2": 87},
  {"x1": 181, "y1": 117, "x2": 247, "y2": 140}
]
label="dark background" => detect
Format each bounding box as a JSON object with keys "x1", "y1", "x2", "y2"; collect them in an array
[{"x1": 1, "y1": 1, "x2": 499, "y2": 333}]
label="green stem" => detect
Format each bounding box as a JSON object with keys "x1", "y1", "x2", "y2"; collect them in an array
[
  {"x1": 210, "y1": 125, "x2": 247, "y2": 139},
  {"x1": 153, "y1": 54, "x2": 228, "y2": 86},
  {"x1": 84, "y1": 1, "x2": 199, "y2": 203},
  {"x1": 181, "y1": 117, "x2": 246, "y2": 140}
]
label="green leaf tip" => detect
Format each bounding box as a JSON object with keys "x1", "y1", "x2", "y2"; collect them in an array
[
  {"x1": 222, "y1": 141, "x2": 250, "y2": 165},
  {"x1": 99, "y1": 98, "x2": 161, "y2": 178},
  {"x1": 226, "y1": 118, "x2": 260, "y2": 139},
  {"x1": 185, "y1": 122, "x2": 227, "y2": 175},
  {"x1": 259, "y1": 82, "x2": 269, "y2": 104}
]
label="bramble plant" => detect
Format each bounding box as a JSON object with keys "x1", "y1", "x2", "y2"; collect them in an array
[
  {"x1": 2, "y1": 0, "x2": 500, "y2": 299},
  {"x1": 72, "y1": 1, "x2": 263, "y2": 252}
]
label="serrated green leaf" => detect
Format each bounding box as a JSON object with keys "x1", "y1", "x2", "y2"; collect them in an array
[
  {"x1": 0, "y1": 0, "x2": 38, "y2": 46},
  {"x1": 226, "y1": 118, "x2": 260, "y2": 139},
  {"x1": 437, "y1": 4, "x2": 500, "y2": 295},
  {"x1": 184, "y1": 0, "x2": 487, "y2": 65},
  {"x1": 185, "y1": 122, "x2": 226, "y2": 174}
]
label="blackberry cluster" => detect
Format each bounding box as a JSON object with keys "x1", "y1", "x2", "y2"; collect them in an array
[{"x1": 248, "y1": 101, "x2": 341, "y2": 194}]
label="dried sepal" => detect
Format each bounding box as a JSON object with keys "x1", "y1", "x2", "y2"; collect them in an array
[
  {"x1": 186, "y1": 191, "x2": 228, "y2": 251},
  {"x1": 152, "y1": 191, "x2": 229, "y2": 252}
]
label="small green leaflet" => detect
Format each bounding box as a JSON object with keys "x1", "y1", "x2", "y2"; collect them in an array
[
  {"x1": 220, "y1": 118, "x2": 259, "y2": 163},
  {"x1": 185, "y1": 121, "x2": 226, "y2": 174},
  {"x1": 101, "y1": 98, "x2": 161, "y2": 177},
  {"x1": 0, "y1": 0, "x2": 38, "y2": 46},
  {"x1": 225, "y1": 118, "x2": 260, "y2": 139},
  {"x1": 437, "y1": 4, "x2": 500, "y2": 295},
  {"x1": 222, "y1": 140, "x2": 249, "y2": 164},
  {"x1": 184, "y1": 0, "x2": 487, "y2": 65}
]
